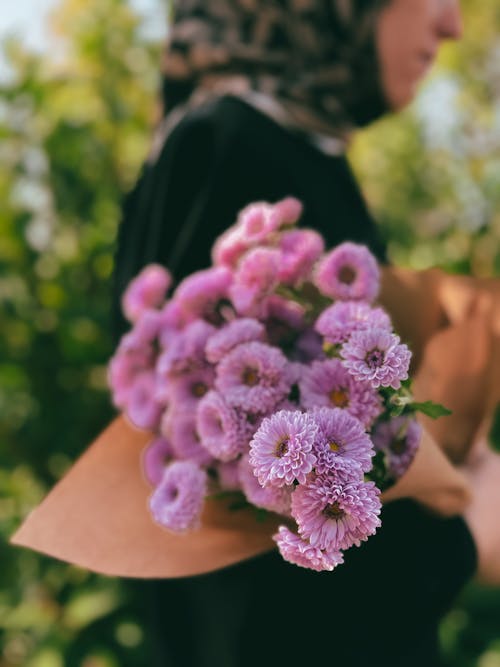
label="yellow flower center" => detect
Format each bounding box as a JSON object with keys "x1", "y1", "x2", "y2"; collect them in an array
[
  {"x1": 275, "y1": 438, "x2": 289, "y2": 458},
  {"x1": 322, "y1": 502, "x2": 345, "y2": 519},
  {"x1": 192, "y1": 382, "x2": 208, "y2": 398},
  {"x1": 329, "y1": 388, "x2": 349, "y2": 408},
  {"x1": 242, "y1": 367, "x2": 259, "y2": 386}
]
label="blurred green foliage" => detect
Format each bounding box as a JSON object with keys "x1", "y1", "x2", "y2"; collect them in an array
[{"x1": 1, "y1": 0, "x2": 499, "y2": 665}]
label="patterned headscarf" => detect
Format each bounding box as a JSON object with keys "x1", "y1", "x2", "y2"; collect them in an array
[{"x1": 152, "y1": 0, "x2": 390, "y2": 159}]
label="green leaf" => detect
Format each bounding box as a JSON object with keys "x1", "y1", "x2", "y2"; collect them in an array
[{"x1": 412, "y1": 401, "x2": 452, "y2": 419}]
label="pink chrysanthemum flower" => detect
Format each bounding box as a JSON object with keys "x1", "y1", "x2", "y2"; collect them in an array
[
  {"x1": 125, "y1": 309, "x2": 164, "y2": 347},
  {"x1": 239, "y1": 202, "x2": 280, "y2": 244},
  {"x1": 311, "y1": 406, "x2": 375, "y2": 473},
  {"x1": 108, "y1": 308, "x2": 163, "y2": 409},
  {"x1": 292, "y1": 472, "x2": 381, "y2": 552},
  {"x1": 215, "y1": 342, "x2": 291, "y2": 413},
  {"x1": 314, "y1": 242, "x2": 380, "y2": 303},
  {"x1": 126, "y1": 371, "x2": 164, "y2": 431},
  {"x1": 142, "y1": 436, "x2": 175, "y2": 487},
  {"x1": 163, "y1": 411, "x2": 213, "y2": 466},
  {"x1": 196, "y1": 391, "x2": 254, "y2": 462},
  {"x1": 212, "y1": 198, "x2": 297, "y2": 268},
  {"x1": 315, "y1": 301, "x2": 392, "y2": 345},
  {"x1": 215, "y1": 460, "x2": 241, "y2": 491},
  {"x1": 211, "y1": 226, "x2": 250, "y2": 269},
  {"x1": 173, "y1": 266, "x2": 233, "y2": 324},
  {"x1": 158, "y1": 300, "x2": 194, "y2": 349},
  {"x1": 277, "y1": 229, "x2": 325, "y2": 286},
  {"x1": 205, "y1": 318, "x2": 266, "y2": 364},
  {"x1": 229, "y1": 247, "x2": 280, "y2": 316},
  {"x1": 239, "y1": 455, "x2": 292, "y2": 515},
  {"x1": 165, "y1": 366, "x2": 215, "y2": 411},
  {"x1": 249, "y1": 410, "x2": 318, "y2": 487},
  {"x1": 372, "y1": 416, "x2": 422, "y2": 479},
  {"x1": 157, "y1": 320, "x2": 215, "y2": 377},
  {"x1": 108, "y1": 343, "x2": 154, "y2": 409},
  {"x1": 122, "y1": 264, "x2": 172, "y2": 323},
  {"x1": 300, "y1": 359, "x2": 383, "y2": 428},
  {"x1": 341, "y1": 328, "x2": 411, "y2": 390},
  {"x1": 149, "y1": 461, "x2": 207, "y2": 532},
  {"x1": 268, "y1": 196, "x2": 303, "y2": 228},
  {"x1": 273, "y1": 525, "x2": 344, "y2": 572}
]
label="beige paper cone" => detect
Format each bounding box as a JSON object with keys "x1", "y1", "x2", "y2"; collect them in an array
[
  {"x1": 11, "y1": 414, "x2": 471, "y2": 579},
  {"x1": 411, "y1": 291, "x2": 494, "y2": 464},
  {"x1": 381, "y1": 429, "x2": 471, "y2": 516},
  {"x1": 10, "y1": 417, "x2": 279, "y2": 579},
  {"x1": 380, "y1": 266, "x2": 447, "y2": 373}
]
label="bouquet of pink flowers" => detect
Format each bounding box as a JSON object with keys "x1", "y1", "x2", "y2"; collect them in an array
[{"x1": 108, "y1": 196, "x2": 447, "y2": 572}]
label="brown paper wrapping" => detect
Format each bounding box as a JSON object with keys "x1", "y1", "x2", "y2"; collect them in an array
[
  {"x1": 11, "y1": 266, "x2": 500, "y2": 579},
  {"x1": 11, "y1": 416, "x2": 279, "y2": 578}
]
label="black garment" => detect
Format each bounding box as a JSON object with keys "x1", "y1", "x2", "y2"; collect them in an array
[{"x1": 111, "y1": 95, "x2": 477, "y2": 667}]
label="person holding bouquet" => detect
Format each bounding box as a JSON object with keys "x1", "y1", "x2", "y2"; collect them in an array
[
  {"x1": 11, "y1": 1, "x2": 500, "y2": 667},
  {"x1": 103, "y1": 1, "x2": 500, "y2": 666}
]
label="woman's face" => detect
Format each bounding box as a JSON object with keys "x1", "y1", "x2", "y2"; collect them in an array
[{"x1": 376, "y1": 0, "x2": 463, "y2": 110}]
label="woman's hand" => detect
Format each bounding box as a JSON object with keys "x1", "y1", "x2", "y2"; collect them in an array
[{"x1": 461, "y1": 421, "x2": 500, "y2": 586}]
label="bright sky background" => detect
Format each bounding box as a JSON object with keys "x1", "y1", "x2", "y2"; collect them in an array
[{"x1": 0, "y1": 0, "x2": 168, "y2": 80}]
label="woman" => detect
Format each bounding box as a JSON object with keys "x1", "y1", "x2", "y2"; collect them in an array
[{"x1": 111, "y1": 1, "x2": 477, "y2": 666}]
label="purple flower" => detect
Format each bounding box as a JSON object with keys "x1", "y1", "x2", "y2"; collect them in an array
[
  {"x1": 173, "y1": 266, "x2": 233, "y2": 324},
  {"x1": 126, "y1": 371, "x2": 164, "y2": 431},
  {"x1": 158, "y1": 300, "x2": 191, "y2": 348},
  {"x1": 163, "y1": 411, "x2": 213, "y2": 466},
  {"x1": 212, "y1": 199, "x2": 297, "y2": 269},
  {"x1": 292, "y1": 328, "x2": 325, "y2": 363},
  {"x1": 314, "y1": 242, "x2": 380, "y2": 303},
  {"x1": 311, "y1": 407, "x2": 375, "y2": 473},
  {"x1": 229, "y1": 247, "x2": 280, "y2": 316},
  {"x1": 249, "y1": 410, "x2": 318, "y2": 487},
  {"x1": 291, "y1": 472, "x2": 381, "y2": 551},
  {"x1": 157, "y1": 320, "x2": 215, "y2": 376},
  {"x1": 142, "y1": 436, "x2": 175, "y2": 487},
  {"x1": 268, "y1": 196, "x2": 303, "y2": 228},
  {"x1": 196, "y1": 391, "x2": 255, "y2": 462},
  {"x1": 239, "y1": 201, "x2": 280, "y2": 244},
  {"x1": 215, "y1": 460, "x2": 241, "y2": 491},
  {"x1": 149, "y1": 461, "x2": 207, "y2": 532},
  {"x1": 122, "y1": 264, "x2": 171, "y2": 323},
  {"x1": 300, "y1": 359, "x2": 383, "y2": 428},
  {"x1": 108, "y1": 346, "x2": 153, "y2": 409},
  {"x1": 372, "y1": 416, "x2": 422, "y2": 479},
  {"x1": 166, "y1": 366, "x2": 215, "y2": 411},
  {"x1": 273, "y1": 525, "x2": 344, "y2": 572},
  {"x1": 277, "y1": 229, "x2": 324, "y2": 286},
  {"x1": 215, "y1": 341, "x2": 291, "y2": 413},
  {"x1": 315, "y1": 301, "x2": 392, "y2": 345},
  {"x1": 108, "y1": 309, "x2": 164, "y2": 409},
  {"x1": 341, "y1": 328, "x2": 411, "y2": 390},
  {"x1": 205, "y1": 318, "x2": 266, "y2": 364},
  {"x1": 239, "y1": 455, "x2": 292, "y2": 515},
  {"x1": 211, "y1": 226, "x2": 250, "y2": 269}
]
